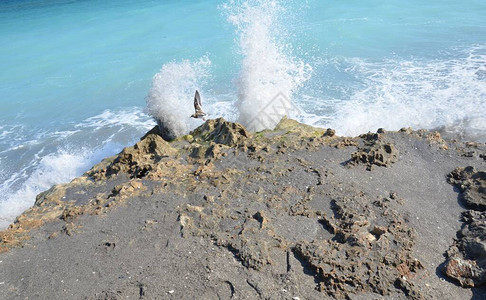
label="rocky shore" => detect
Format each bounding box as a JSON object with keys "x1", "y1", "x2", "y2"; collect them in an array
[{"x1": 0, "y1": 118, "x2": 485, "y2": 299}]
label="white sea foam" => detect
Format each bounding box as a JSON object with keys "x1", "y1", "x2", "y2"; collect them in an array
[
  {"x1": 314, "y1": 46, "x2": 486, "y2": 141},
  {"x1": 204, "y1": 96, "x2": 237, "y2": 122},
  {"x1": 0, "y1": 144, "x2": 123, "y2": 229},
  {"x1": 0, "y1": 108, "x2": 154, "y2": 229},
  {"x1": 76, "y1": 108, "x2": 155, "y2": 130},
  {"x1": 146, "y1": 57, "x2": 212, "y2": 137},
  {"x1": 224, "y1": 0, "x2": 312, "y2": 131}
]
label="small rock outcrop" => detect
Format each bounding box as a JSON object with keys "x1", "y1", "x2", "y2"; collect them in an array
[
  {"x1": 444, "y1": 167, "x2": 486, "y2": 287},
  {"x1": 444, "y1": 210, "x2": 486, "y2": 287},
  {"x1": 349, "y1": 133, "x2": 399, "y2": 170},
  {"x1": 89, "y1": 131, "x2": 178, "y2": 180},
  {"x1": 447, "y1": 167, "x2": 486, "y2": 211},
  {"x1": 190, "y1": 117, "x2": 250, "y2": 147},
  {"x1": 273, "y1": 116, "x2": 327, "y2": 137},
  {"x1": 155, "y1": 120, "x2": 178, "y2": 141}
]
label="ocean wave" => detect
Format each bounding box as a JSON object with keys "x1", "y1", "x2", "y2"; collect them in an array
[
  {"x1": 0, "y1": 107, "x2": 154, "y2": 229},
  {"x1": 0, "y1": 143, "x2": 124, "y2": 229},
  {"x1": 76, "y1": 108, "x2": 155, "y2": 130},
  {"x1": 299, "y1": 45, "x2": 486, "y2": 141},
  {"x1": 223, "y1": 0, "x2": 312, "y2": 132}
]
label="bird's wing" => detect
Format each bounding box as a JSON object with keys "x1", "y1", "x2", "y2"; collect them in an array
[{"x1": 194, "y1": 90, "x2": 204, "y2": 113}]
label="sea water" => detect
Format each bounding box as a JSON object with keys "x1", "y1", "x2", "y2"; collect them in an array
[{"x1": 1, "y1": 0, "x2": 485, "y2": 228}]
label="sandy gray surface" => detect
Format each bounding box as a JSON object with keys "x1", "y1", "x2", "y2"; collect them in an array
[{"x1": 0, "y1": 118, "x2": 485, "y2": 299}]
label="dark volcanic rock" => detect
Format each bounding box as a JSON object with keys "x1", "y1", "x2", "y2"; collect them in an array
[
  {"x1": 444, "y1": 167, "x2": 486, "y2": 287},
  {"x1": 155, "y1": 120, "x2": 178, "y2": 141},
  {"x1": 444, "y1": 210, "x2": 486, "y2": 287},
  {"x1": 448, "y1": 166, "x2": 486, "y2": 210}
]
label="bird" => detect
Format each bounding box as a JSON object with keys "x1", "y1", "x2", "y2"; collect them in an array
[{"x1": 190, "y1": 90, "x2": 207, "y2": 121}]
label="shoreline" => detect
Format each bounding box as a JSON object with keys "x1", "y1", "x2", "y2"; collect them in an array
[{"x1": 0, "y1": 118, "x2": 485, "y2": 299}]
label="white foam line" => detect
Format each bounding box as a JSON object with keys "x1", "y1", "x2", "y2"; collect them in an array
[
  {"x1": 77, "y1": 107, "x2": 155, "y2": 130},
  {"x1": 321, "y1": 46, "x2": 486, "y2": 140},
  {"x1": 0, "y1": 142, "x2": 127, "y2": 229},
  {"x1": 0, "y1": 107, "x2": 154, "y2": 229}
]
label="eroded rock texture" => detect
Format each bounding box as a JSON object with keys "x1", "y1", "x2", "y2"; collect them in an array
[
  {"x1": 293, "y1": 195, "x2": 423, "y2": 299},
  {"x1": 349, "y1": 133, "x2": 399, "y2": 170},
  {"x1": 444, "y1": 210, "x2": 486, "y2": 287},
  {"x1": 190, "y1": 117, "x2": 250, "y2": 147},
  {"x1": 444, "y1": 167, "x2": 486, "y2": 287},
  {"x1": 448, "y1": 166, "x2": 486, "y2": 211},
  {"x1": 180, "y1": 191, "x2": 424, "y2": 298}
]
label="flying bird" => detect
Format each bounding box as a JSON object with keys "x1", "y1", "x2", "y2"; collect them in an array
[{"x1": 190, "y1": 90, "x2": 207, "y2": 121}]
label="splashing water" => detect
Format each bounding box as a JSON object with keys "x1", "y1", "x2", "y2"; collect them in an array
[
  {"x1": 328, "y1": 46, "x2": 486, "y2": 140},
  {"x1": 224, "y1": 0, "x2": 312, "y2": 131},
  {"x1": 146, "y1": 57, "x2": 212, "y2": 138},
  {"x1": 148, "y1": 1, "x2": 312, "y2": 133}
]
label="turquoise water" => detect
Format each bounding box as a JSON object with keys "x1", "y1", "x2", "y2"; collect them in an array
[{"x1": 1, "y1": 0, "x2": 485, "y2": 227}]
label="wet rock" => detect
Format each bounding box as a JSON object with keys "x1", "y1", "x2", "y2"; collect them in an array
[
  {"x1": 399, "y1": 127, "x2": 413, "y2": 134},
  {"x1": 447, "y1": 167, "x2": 486, "y2": 210},
  {"x1": 146, "y1": 123, "x2": 177, "y2": 142},
  {"x1": 323, "y1": 128, "x2": 336, "y2": 137}
]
